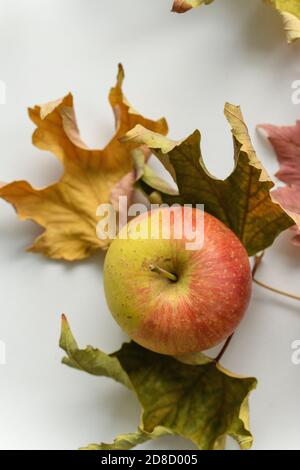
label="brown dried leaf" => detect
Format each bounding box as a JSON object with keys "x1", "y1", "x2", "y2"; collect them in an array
[{"x1": 0, "y1": 65, "x2": 167, "y2": 260}]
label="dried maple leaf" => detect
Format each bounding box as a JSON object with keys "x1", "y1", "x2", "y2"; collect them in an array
[
  {"x1": 271, "y1": 186, "x2": 300, "y2": 244},
  {"x1": 0, "y1": 65, "x2": 168, "y2": 261},
  {"x1": 259, "y1": 122, "x2": 300, "y2": 186},
  {"x1": 109, "y1": 147, "x2": 177, "y2": 232},
  {"x1": 258, "y1": 121, "x2": 300, "y2": 245},
  {"x1": 171, "y1": 0, "x2": 213, "y2": 14},
  {"x1": 172, "y1": 0, "x2": 300, "y2": 43},
  {"x1": 110, "y1": 148, "x2": 177, "y2": 213},
  {"x1": 81, "y1": 427, "x2": 172, "y2": 451},
  {"x1": 121, "y1": 103, "x2": 293, "y2": 257},
  {"x1": 267, "y1": 0, "x2": 300, "y2": 43},
  {"x1": 60, "y1": 315, "x2": 257, "y2": 451}
]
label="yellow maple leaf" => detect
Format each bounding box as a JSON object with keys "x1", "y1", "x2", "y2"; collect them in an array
[
  {"x1": 267, "y1": 0, "x2": 300, "y2": 43},
  {"x1": 0, "y1": 65, "x2": 168, "y2": 261},
  {"x1": 172, "y1": 0, "x2": 300, "y2": 43}
]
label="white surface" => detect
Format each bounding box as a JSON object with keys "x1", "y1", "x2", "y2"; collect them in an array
[{"x1": 0, "y1": 0, "x2": 300, "y2": 450}]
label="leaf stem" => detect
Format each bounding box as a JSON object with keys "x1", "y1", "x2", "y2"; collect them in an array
[
  {"x1": 252, "y1": 252, "x2": 300, "y2": 302},
  {"x1": 215, "y1": 334, "x2": 234, "y2": 364},
  {"x1": 253, "y1": 278, "x2": 300, "y2": 302}
]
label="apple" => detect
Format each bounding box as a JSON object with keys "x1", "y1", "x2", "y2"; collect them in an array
[{"x1": 104, "y1": 206, "x2": 252, "y2": 355}]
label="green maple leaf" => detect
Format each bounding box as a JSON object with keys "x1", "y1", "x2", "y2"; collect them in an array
[
  {"x1": 60, "y1": 315, "x2": 257, "y2": 451},
  {"x1": 172, "y1": 0, "x2": 300, "y2": 43},
  {"x1": 81, "y1": 428, "x2": 172, "y2": 451},
  {"x1": 121, "y1": 103, "x2": 293, "y2": 257}
]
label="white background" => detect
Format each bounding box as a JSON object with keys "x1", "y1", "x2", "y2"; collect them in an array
[{"x1": 0, "y1": 0, "x2": 300, "y2": 450}]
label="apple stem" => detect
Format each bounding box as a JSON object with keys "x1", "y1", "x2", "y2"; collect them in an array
[{"x1": 149, "y1": 264, "x2": 178, "y2": 282}]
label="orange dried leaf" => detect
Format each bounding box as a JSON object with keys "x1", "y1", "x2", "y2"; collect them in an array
[{"x1": 0, "y1": 65, "x2": 168, "y2": 261}]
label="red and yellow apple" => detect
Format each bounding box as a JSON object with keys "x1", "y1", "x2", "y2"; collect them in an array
[{"x1": 104, "y1": 207, "x2": 252, "y2": 355}]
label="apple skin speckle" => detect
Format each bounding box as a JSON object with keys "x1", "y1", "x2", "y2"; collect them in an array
[{"x1": 104, "y1": 207, "x2": 252, "y2": 356}]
